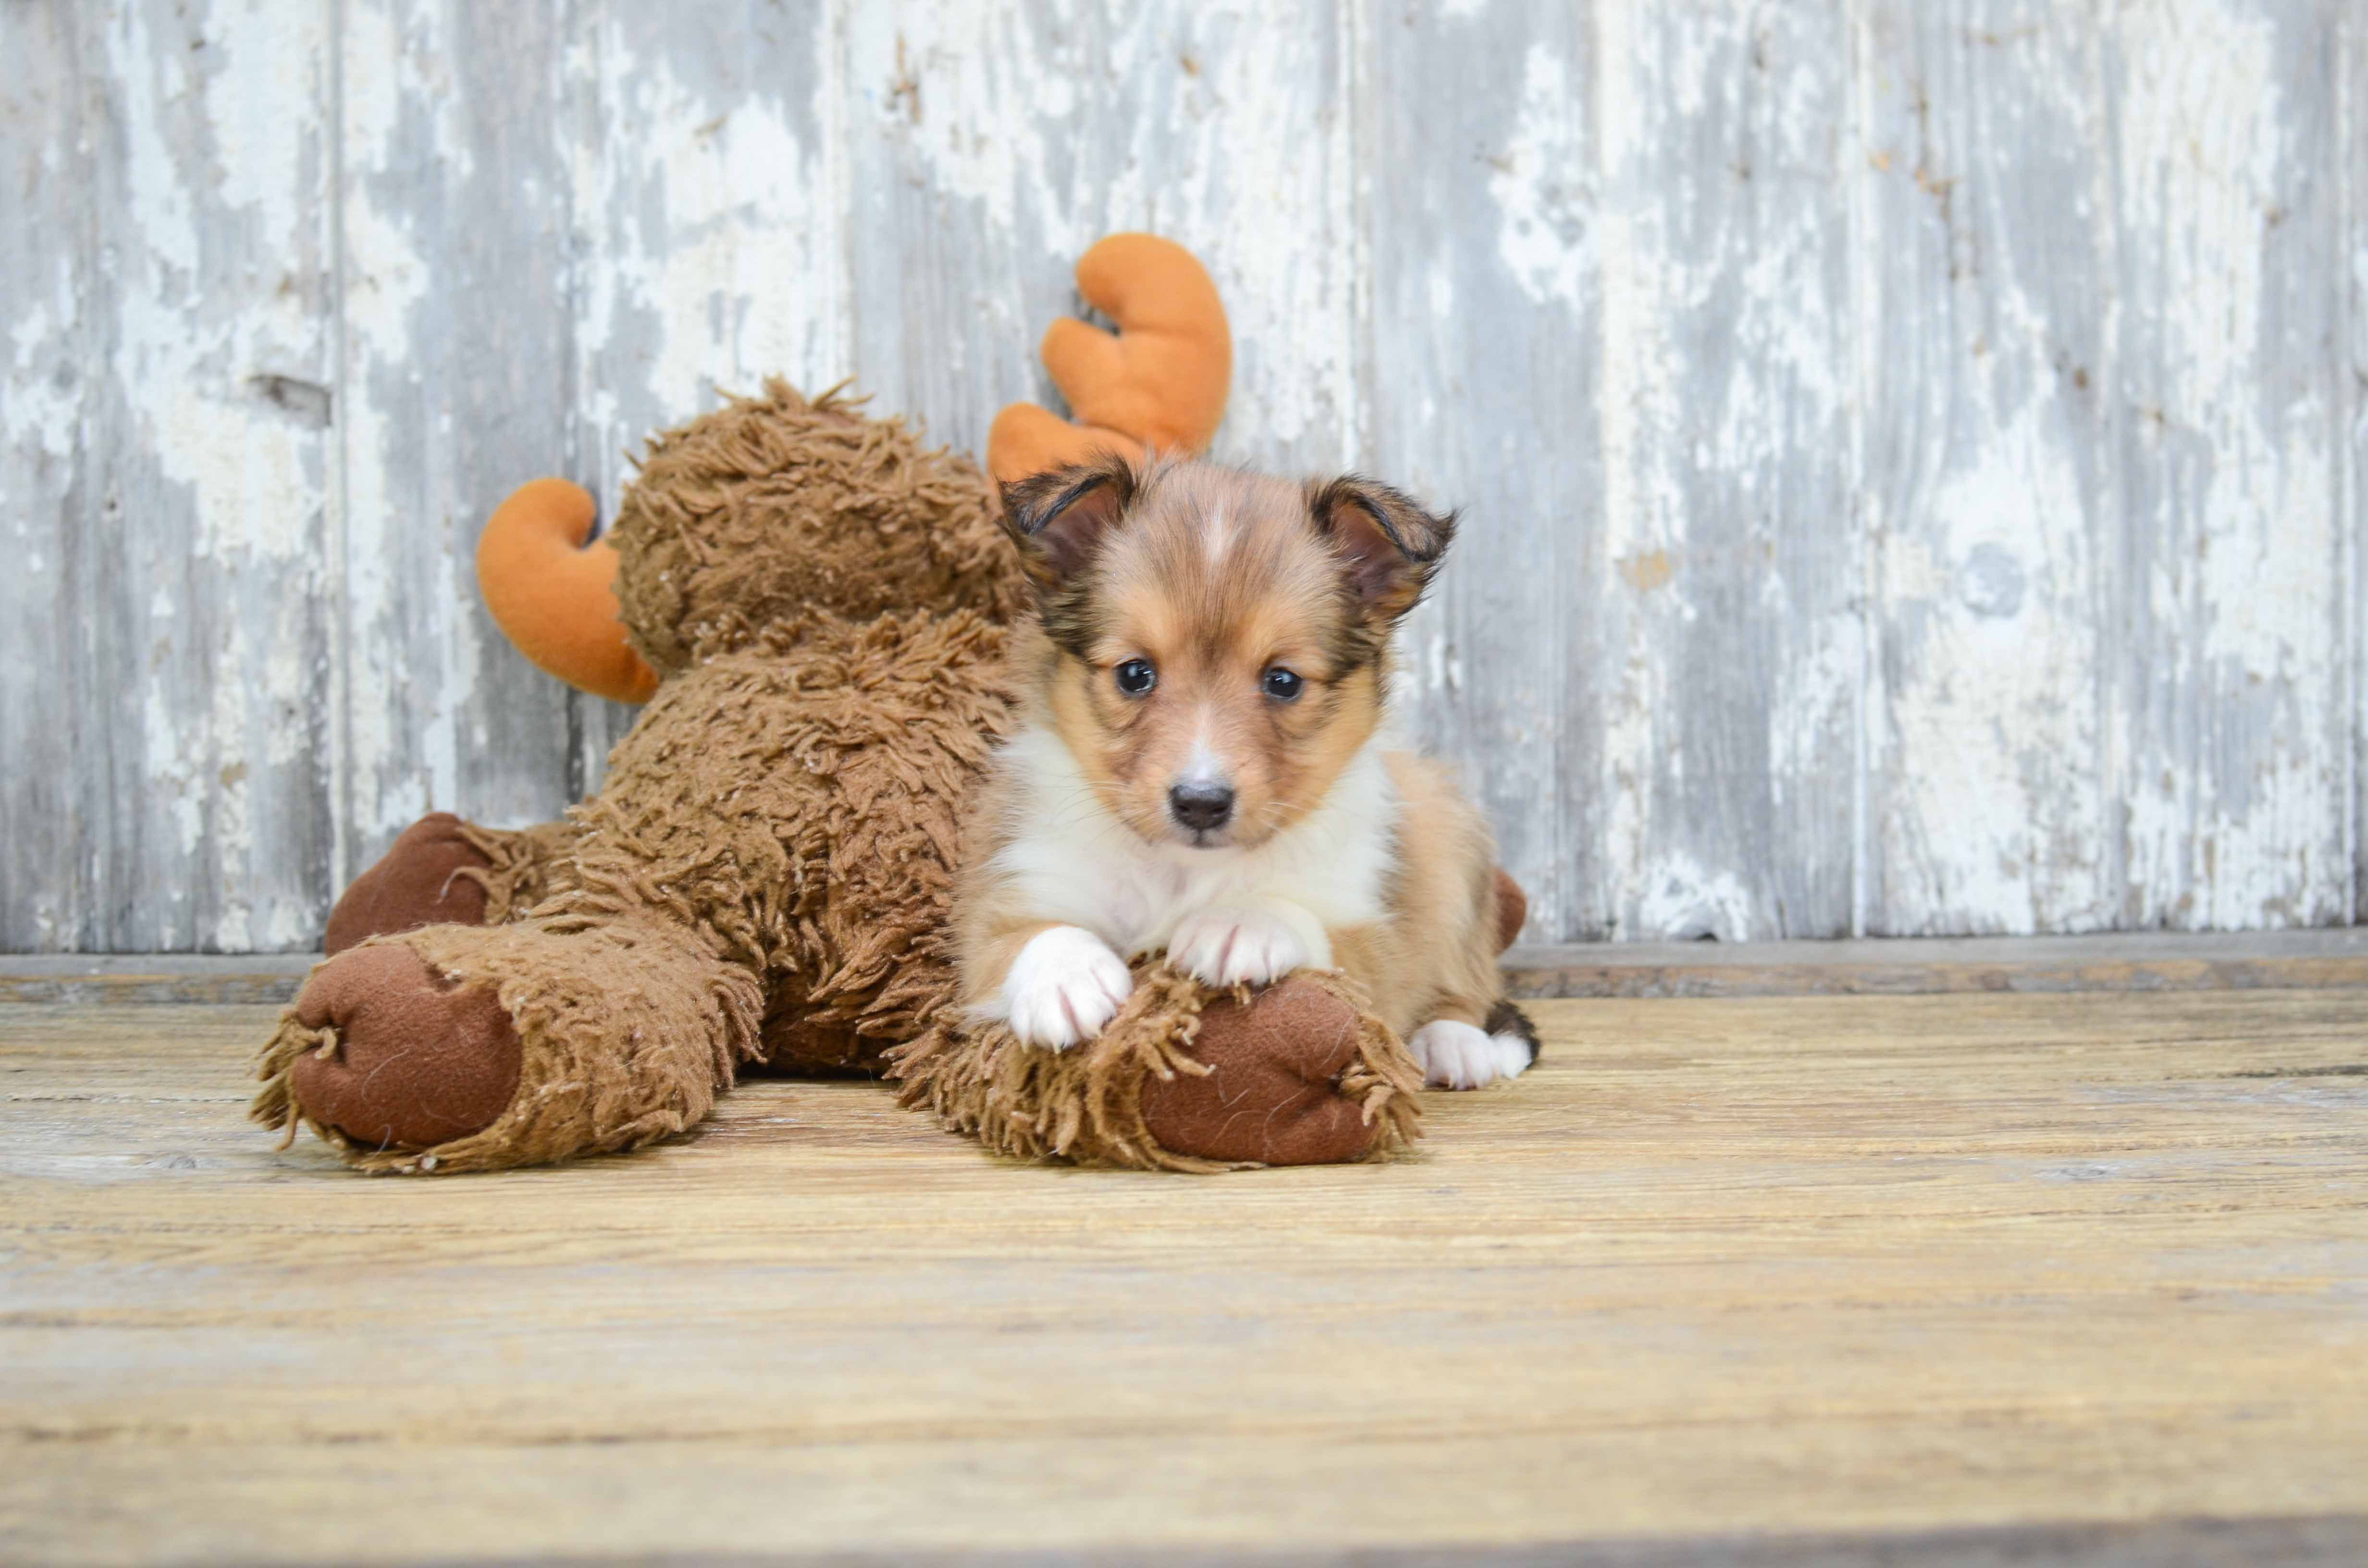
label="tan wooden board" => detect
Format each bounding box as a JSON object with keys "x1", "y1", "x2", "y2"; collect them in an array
[{"x1": 4, "y1": 991, "x2": 2367, "y2": 1563}]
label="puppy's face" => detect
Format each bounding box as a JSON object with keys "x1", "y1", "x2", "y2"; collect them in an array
[{"x1": 1002, "y1": 456, "x2": 1454, "y2": 852}]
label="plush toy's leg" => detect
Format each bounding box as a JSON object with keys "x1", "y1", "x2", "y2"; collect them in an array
[
  {"x1": 255, "y1": 912, "x2": 761, "y2": 1174},
  {"x1": 323, "y1": 813, "x2": 579, "y2": 953},
  {"x1": 889, "y1": 966, "x2": 1421, "y2": 1171}
]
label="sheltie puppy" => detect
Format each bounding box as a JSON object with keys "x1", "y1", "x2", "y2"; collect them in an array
[{"x1": 954, "y1": 453, "x2": 1536, "y2": 1090}]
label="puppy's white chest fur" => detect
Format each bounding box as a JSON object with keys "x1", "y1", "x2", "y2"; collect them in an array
[{"x1": 987, "y1": 722, "x2": 1397, "y2": 966}]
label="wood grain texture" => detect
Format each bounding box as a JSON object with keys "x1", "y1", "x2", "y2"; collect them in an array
[
  {"x1": 5, "y1": 991, "x2": 2367, "y2": 1561},
  {"x1": 4, "y1": 6, "x2": 2366, "y2": 950},
  {"x1": 0, "y1": 4, "x2": 87, "y2": 952},
  {"x1": 4, "y1": 3, "x2": 339, "y2": 953},
  {"x1": 1364, "y1": 0, "x2": 1597, "y2": 943},
  {"x1": 1589, "y1": 0, "x2": 1856, "y2": 940},
  {"x1": 2107, "y1": 0, "x2": 2350, "y2": 933},
  {"x1": 1858, "y1": 0, "x2": 2119, "y2": 934},
  {"x1": 2348, "y1": 4, "x2": 2367, "y2": 928},
  {"x1": 331, "y1": 1, "x2": 586, "y2": 882}
]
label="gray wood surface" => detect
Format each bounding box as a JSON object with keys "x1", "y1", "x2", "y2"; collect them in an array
[
  {"x1": 1861, "y1": 0, "x2": 2120, "y2": 935},
  {"x1": 1366, "y1": 3, "x2": 1598, "y2": 943},
  {"x1": 2350, "y1": 10, "x2": 2367, "y2": 928},
  {"x1": 2, "y1": 1, "x2": 2362, "y2": 951},
  {"x1": 12, "y1": 926, "x2": 2368, "y2": 1006},
  {"x1": 335, "y1": 2, "x2": 585, "y2": 877},
  {"x1": 3, "y1": 2, "x2": 339, "y2": 954}
]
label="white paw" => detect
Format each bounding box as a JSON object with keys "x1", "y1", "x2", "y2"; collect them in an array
[
  {"x1": 1408, "y1": 1019, "x2": 1535, "y2": 1090},
  {"x1": 1001, "y1": 926, "x2": 1135, "y2": 1051},
  {"x1": 1168, "y1": 904, "x2": 1320, "y2": 988}
]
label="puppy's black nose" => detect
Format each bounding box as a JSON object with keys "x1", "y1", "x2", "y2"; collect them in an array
[{"x1": 1168, "y1": 780, "x2": 1235, "y2": 833}]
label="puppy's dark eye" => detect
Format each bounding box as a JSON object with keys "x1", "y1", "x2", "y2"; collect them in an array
[
  {"x1": 1115, "y1": 659, "x2": 1157, "y2": 697},
  {"x1": 1263, "y1": 667, "x2": 1304, "y2": 701}
]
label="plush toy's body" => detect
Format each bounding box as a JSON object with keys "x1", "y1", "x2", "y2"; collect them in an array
[{"x1": 254, "y1": 237, "x2": 1516, "y2": 1175}]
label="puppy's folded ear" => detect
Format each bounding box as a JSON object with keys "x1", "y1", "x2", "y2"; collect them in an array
[
  {"x1": 1307, "y1": 476, "x2": 1457, "y2": 620},
  {"x1": 1000, "y1": 455, "x2": 1138, "y2": 592}
]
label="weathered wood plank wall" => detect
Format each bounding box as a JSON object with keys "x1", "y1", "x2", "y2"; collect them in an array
[{"x1": 1, "y1": 0, "x2": 2360, "y2": 952}]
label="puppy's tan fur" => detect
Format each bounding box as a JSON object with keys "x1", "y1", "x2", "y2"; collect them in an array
[
  {"x1": 1328, "y1": 754, "x2": 1509, "y2": 1037},
  {"x1": 956, "y1": 455, "x2": 1530, "y2": 1080}
]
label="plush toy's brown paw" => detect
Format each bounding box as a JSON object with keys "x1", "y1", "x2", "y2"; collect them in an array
[
  {"x1": 890, "y1": 965, "x2": 1420, "y2": 1172},
  {"x1": 1140, "y1": 975, "x2": 1388, "y2": 1165},
  {"x1": 285, "y1": 943, "x2": 522, "y2": 1150},
  {"x1": 323, "y1": 813, "x2": 494, "y2": 954}
]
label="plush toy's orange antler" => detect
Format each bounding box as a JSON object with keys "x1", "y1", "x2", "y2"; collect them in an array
[
  {"x1": 475, "y1": 478, "x2": 659, "y2": 705},
  {"x1": 987, "y1": 234, "x2": 1232, "y2": 487}
]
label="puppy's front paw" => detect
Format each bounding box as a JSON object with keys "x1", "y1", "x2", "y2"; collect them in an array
[
  {"x1": 1001, "y1": 926, "x2": 1135, "y2": 1051},
  {"x1": 1408, "y1": 1019, "x2": 1535, "y2": 1090},
  {"x1": 1168, "y1": 905, "x2": 1319, "y2": 988}
]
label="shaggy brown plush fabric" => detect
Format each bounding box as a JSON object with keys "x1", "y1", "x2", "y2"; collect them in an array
[
  {"x1": 889, "y1": 966, "x2": 1422, "y2": 1172},
  {"x1": 550, "y1": 609, "x2": 1017, "y2": 1072},
  {"x1": 454, "y1": 819, "x2": 584, "y2": 928},
  {"x1": 611, "y1": 381, "x2": 1027, "y2": 676}
]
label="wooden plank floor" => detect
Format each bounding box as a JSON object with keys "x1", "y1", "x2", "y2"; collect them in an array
[{"x1": 5, "y1": 987, "x2": 2367, "y2": 1564}]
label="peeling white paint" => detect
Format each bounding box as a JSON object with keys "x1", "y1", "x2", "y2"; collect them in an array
[
  {"x1": 3, "y1": 301, "x2": 79, "y2": 462},
  {"x1": 70, "y1": 0, "x2": 334, "y2": 949},
  {"x1": 1492, "y1": 43, "x2": 1592, "y2": 316},
  {"x1": 5, "y1": 1, "x2": 2361, "y2": 950},
  {"x1": 341, "y1": 0, "x2": 444, "y2": 843},
  {"x1": 2114, "y1": 0, "x2": 2342, "y2": 929},
  {"x1": 1864, "y1": 7, "x2": 2109, "y2": 937},
  {"x1": 573, "y1": 44, "x2": 840, "y2": 428},
  {"x1": 202, "y1": 1, "x2": 326, "y2": 240},
  {"x1": 1590, "y1": 5, "x2": 1857, "y2": 941},
  {"x1": 1770, "y1": 616, "x2": 1858, "y2": 811},
  {"x1": 1634, "y1": 851, "x2": 1755, "y2": 942},
  {"x1": 1878, "y1": 357, "x2": 2108, "y2": 933},
  {"x1": 843, "y1": 6, "x2": 1069, "y2": 246},
  {"x1": 568, "y1": 11, "x2": 846, "y2": 511}
]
